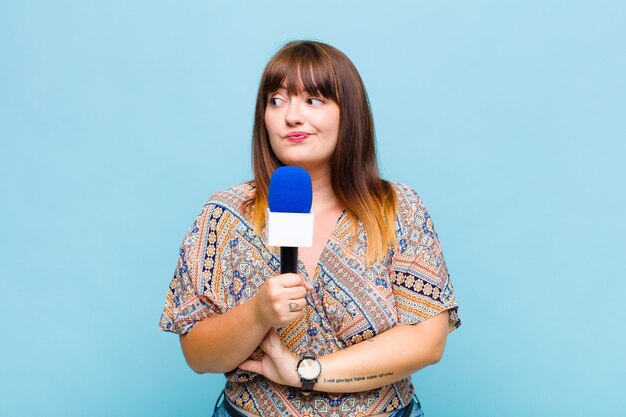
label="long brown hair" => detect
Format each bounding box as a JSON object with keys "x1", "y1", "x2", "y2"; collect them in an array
[{"x1": 245, "y1": 40, "x2": 397, "y2": 263}]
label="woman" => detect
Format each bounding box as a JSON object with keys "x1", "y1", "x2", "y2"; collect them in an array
[{"x1": 159, "y1": 40, "x2": 460, "y2": 417}]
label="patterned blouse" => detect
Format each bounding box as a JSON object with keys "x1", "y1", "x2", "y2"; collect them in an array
[{"x1": 159, "y1": 181, "x2": 460, "y2": 417}]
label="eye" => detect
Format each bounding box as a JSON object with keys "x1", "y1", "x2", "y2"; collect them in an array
[
  {"x1": 306, "y1": 97, "x2": 325, "y2": 106},
  {"x1": 268, "y1": 96, "x2": 285, "y2": 107}
]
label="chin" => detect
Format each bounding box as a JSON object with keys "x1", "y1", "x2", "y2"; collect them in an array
[
  {"x1": 278, "y1": 160, "x2": 309, "y2": 170},
  {"x1": 277, "y1": 154, "x2": 321, "y2": 168}
]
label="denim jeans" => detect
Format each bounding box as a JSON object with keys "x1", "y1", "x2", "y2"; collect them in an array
[{"x1": 212, "y1": 390, "x2": 425, "y2": 417}]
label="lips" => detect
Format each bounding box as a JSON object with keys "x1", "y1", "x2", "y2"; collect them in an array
[{"x1": 285, "y1": 132, "x2": 310, "y2": 142}]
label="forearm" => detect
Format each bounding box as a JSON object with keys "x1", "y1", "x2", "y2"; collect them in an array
[
  {"x1": 315, "y1": 314, "x2": 448, "y2": 393},
  {"x1": 180, "y1": 297, "x2": 270, "y2": 374},
  {"x1": 183, "y1": 272, "x2": 311, "y2": 374}
]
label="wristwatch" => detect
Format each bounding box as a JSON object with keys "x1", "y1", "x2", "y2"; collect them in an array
[{"x1": 296, "y1": 353, "x2": 321, "y2": 395}]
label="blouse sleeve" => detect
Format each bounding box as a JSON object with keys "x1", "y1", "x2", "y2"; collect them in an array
[
  {"x1": 159, "y1": 202, "x2": 229, "y2": 335},
  {"x1": 391, "y1": 186, "x2": 461, "y2": 333}
]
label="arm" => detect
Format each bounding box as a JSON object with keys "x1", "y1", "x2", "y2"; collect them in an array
[
  {"x1": 180, "y1": 273, "x2": 312, "y2": 374},
  {"x1": 238, "y1": 310, "x2": 450, "y2": 393},
  {"x1": 179, "y1": 296, "x2": 269, "y2": 374}
]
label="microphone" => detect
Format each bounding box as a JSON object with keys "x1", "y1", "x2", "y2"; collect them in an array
[{"x1": 266, "y1": 166, "x2": 314, "y2": 274}]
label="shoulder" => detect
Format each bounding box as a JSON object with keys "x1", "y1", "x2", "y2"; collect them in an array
[
  {"x1": 188, "y1": 181, "x2": 256, "y2": 235},
  {"x1": 388, "y1": 182, "x2": 437, "y2": 250},
  {"x1": 206, "y1": 181, "x2": 256, "y2": 213},
  {"x1": 388, "y1": 182, "x2": 425, "y2": 222}
]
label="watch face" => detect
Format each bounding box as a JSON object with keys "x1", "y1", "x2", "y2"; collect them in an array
[{"x1": 297, "y1": 358, "x2": 321, "y2": 379}]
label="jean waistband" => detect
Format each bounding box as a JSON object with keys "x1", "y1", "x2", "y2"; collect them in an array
[{"x1": 223, "y1": 395, "x2": 247, "y2": 417}]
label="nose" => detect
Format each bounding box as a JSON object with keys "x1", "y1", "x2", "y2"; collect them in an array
[{"x1": 285, "y1": 100, "x2": 303, "y2": 126}]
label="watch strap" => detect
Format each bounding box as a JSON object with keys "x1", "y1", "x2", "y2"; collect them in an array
[{"x1": 300, "y1": 377, "x2": 317, "y2": 394}]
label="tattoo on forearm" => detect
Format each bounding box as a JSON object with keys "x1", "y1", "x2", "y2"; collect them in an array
[{"x1": 323, "y1": 372, "x2": 394, "y2": 384}]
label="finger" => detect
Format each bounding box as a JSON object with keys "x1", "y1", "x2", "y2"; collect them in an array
[
  {"x1": 278, "y1": 273, "x2": 306, "y2": 288},
  {"x1": 301, "y1": 276, "x2": 313, "y2": 291},
  {"x1": 280, "y1": 273, "x2": 312, "y2": 289},
  {"x1": 287, "y1": 301, "x2": 301, "y2": 312},
  {"x1": 287, "y1": 298, "x2": 308, "y2": 312},
  {"x1": 284, "y1": 286, "x2": 307, "y2": 300},
  {"x1": 262, "y1": 327, "x2": 284, "y2": 354},
  {"x1": 268, "y1": 327, "x2": 281, "y2": 342},
  {"x1": 238, "y1": 359, "x2": 263, "y2": 375}
]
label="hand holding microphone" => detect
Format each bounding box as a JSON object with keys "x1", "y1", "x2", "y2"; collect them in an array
[
  {"x1": 254, "y1": 273, "x2": 313, "y2": 328},
  {"x1": 255, "y1": 166, "x2": 315, "y2": 329}
]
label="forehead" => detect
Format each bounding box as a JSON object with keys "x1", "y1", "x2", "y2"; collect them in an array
[{"x1": 271, "y1": 81, "x2": 308, "y2": 95}]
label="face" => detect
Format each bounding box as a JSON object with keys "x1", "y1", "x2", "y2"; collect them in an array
[{"x1": 264, "y1": 87, "x2": 340, "y2": 173}]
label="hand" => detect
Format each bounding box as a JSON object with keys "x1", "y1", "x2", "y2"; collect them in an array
[
  {"x1": 253, "y1": 273, "x2": 313, "y2": 328},
  {"x1": 238, "y1": 328, "x2": 300, "y2": 387}
]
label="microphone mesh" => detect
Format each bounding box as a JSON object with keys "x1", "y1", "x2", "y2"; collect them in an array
[{"x1": 268, "y1": 166, "x2": 312, "y2": 213}]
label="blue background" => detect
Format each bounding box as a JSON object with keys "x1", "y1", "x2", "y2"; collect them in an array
[{"x1": 1, "y1": 1, "x2": 625, "y2": 416}]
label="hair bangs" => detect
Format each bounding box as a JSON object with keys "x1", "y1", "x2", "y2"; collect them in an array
[{"x1": 262, "y1": 43, "x2": 339, "y2": 102}]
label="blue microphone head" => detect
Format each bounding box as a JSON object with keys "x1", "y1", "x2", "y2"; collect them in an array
[{"x1": 268, "y1": 166, "x2": 313, "y2": 213}]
